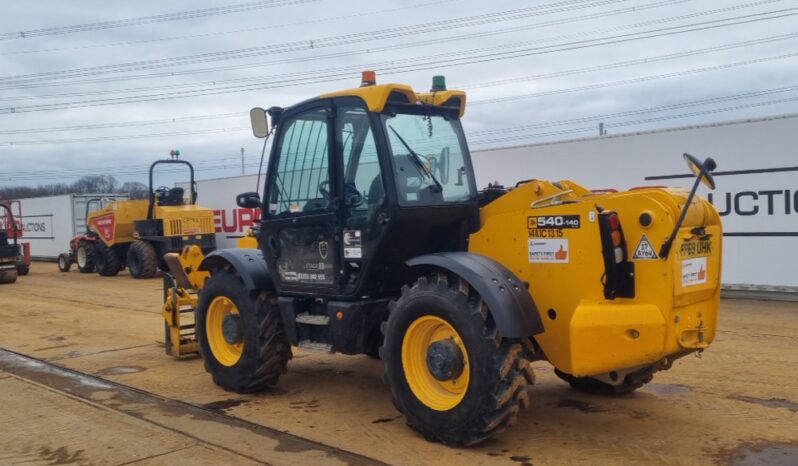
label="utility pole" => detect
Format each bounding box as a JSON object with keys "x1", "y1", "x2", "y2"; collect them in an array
[{"x1": 240, "y1": 147, "x2": 245, "y2": 176}]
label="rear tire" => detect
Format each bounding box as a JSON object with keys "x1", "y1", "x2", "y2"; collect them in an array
[
  {"x1": 94, "y1": 242, "x2": 121, "y2": 277},
  {"x1": 76, "y1": 242, "x2": 95, "y2": 273},
  {"x1": 381, "y1": 273, "x2": 534, "y2": 446},
  {"x1": 554, "y1": 366, "x2": 655, "y2": 395},
  {"x1": 0, "y1": 269, "x2": 18, "y2": 284},
  {"x1": 17, "y1": 264, "x2": 29, "y2": 276},
  {"x1": 58, "y1": 254, "x2": 72, "y2": 272},
  {"x1": 196, "y1": 270, "x2": 292, "y2": 393},
  {"x1": 127, "y1": 240, "x2": 158, "y2": 279}
]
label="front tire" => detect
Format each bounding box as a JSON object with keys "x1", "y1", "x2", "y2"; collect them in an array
[
  {"x1": 94, "y1": 242, "x2": 121, "y2": 276},
  {"x1": 0, "y1": 269, "x2": 18, "y2": 284},
  {"x1": 554, "y1": 366, "x2": 655, "y2": 395},
  {"x1": 196, "y1": 270, "x2": 292, "y2": 393},
  {"x1": 127, "y1": 240, "x2": 158, "y2": 279},
  {"x1": 17, "y1": 264, "x2": 29, "y2": 276},
  {"x1": 381, "y1": 274, "x2": 534, "y2": 446},
  {"x1": 76, "y1": 242, "x2": 95, "y2": 273},
  {"x1": 58, "y1": 253, "x2": 72, "y2": 272}
]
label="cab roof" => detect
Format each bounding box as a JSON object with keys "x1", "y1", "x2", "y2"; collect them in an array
[{"x1": 319, "y1": 83, "x2": 467, "y2": 117}]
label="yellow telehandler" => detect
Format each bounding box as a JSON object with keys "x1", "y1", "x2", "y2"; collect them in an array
[{"x1": 161, "y1": 72, "x2": 722, "y2": 446}]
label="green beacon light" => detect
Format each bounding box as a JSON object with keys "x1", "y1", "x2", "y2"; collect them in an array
[{"x1": 431, "y1": 75, "x2": 447, "y2": 91}]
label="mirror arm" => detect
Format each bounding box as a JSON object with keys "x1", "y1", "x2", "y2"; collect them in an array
[{"x1": 659, "y1": 168, "x2": 704, "y2": 260}]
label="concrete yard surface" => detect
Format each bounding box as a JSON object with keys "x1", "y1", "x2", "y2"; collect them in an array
[{"x1": 0, "y1": 263, "x2": 796, "y2": 465}]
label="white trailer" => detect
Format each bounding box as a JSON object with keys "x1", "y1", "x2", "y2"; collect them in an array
[
  {"x1": 14, "y1": 194, "x2": 128, "y2": 260},
  {"x1": 181, "y1": 114, "x2": 797, "y2": 290}
]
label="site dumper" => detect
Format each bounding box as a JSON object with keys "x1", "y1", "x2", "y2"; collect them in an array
[
  {"x1": 59, "y1": 155, "x2": 216, "y2": 278},
  {"x1": 162, "y1": 72, "x2": 722, "y2": 445}
]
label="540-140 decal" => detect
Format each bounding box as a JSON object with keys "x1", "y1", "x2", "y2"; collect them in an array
[{"x1": 528, "y1": 215, "x2": 581, "y2": 229}]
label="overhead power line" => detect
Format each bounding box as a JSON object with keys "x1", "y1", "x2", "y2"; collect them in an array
[
  {"x1": 1, "y1": 6, "x2": 795, "y2": 114},
  {"x1": 0, "y1": 0, "x2": 632, "y2": 85},
  {"x1": 0, "y1": 0, "x2": 318, "y2": 41},
  {"x1": 2, "y1": 37, "x2": 795, "y2": 136},
  {"x1": 469, "y1": 96, "x2": 798, "y2": 147},
  {"x1": 2, "y1": 84, "x2": 796, "y2": 151},
  {"x1": 469, "y1": 52, "x2": 798, "y2": 106},
  {"x1": 0, "y1": 0, "x2": 772, "y2": 91},
  {"x1": 469, "y1": 85, "x2": 798, "y2": 136},
  {"x1": 0, "y1": 0, "x2": 691, "y2": 93},
  {"x1": 0, "y1": 0, "x2": 457, "y2": 56}
]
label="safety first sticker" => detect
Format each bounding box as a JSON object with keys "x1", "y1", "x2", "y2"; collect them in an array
[
  {"x1": 682, "y1": 257, "x2": 708, "y2": 286},
  {"x1": 528, "y1": 238, "x2": 569, "y2": 263}
]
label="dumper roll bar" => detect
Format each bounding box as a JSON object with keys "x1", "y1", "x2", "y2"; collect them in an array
[{"x1": 147, "y1": 159, "x2": 197, "y2": 220}]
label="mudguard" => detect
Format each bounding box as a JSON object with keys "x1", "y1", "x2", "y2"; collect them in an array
[
  {"x1": 198, "y1": 248, "x2": 273, "y2": 291},
  {"x1": 407, "y1": 252, "x2": 544, "y2": 337}
]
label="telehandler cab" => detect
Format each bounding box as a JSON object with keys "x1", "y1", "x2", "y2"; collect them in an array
[{"x1": 164, "y1": 72, "x2": 722, "y2": 446}]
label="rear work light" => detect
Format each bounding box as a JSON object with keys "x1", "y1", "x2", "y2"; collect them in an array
[{"x1": 598, "y1": 210, "x2": 635, "y2": 299}]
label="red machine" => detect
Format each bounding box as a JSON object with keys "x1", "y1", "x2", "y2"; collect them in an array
[
  {"x1": 57, "y1": 198, "x2": 102, "y2": 273},
  {"x1": 0, "y1": 200, "x2": 30, "y2": 276}
]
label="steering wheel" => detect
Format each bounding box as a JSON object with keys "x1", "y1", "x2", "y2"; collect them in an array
[
  {"x1": 344, "y1": 182, "x2": 363, "y2": 208},
  {"x1": 318, "y1": 180, "x2": 331, "y2": 199},
  {"x1": 438, "y1": 146, "x2": 450, "y2": 184},
  {"x1": 155, "y1": 186, "x2": 170, "y2": 198}
]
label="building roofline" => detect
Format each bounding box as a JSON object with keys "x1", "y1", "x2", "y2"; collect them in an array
[{"x1": 472, "y1": 112, "x2": 798, "y2": 154}]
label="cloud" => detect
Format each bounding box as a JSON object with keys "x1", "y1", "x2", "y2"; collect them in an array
[{"x1": 0, "y1": 0, "x2": 796, "y2": 188}]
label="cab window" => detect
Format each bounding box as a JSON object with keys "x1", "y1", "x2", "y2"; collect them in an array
[
  {"x1": 340, "y1": 106, "x2": 383, "y2": 211},
  {"x1": 269, "y1": 109, "x2": 329, "y2": 215}
]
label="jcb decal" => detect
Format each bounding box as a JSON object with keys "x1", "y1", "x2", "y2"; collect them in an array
[{"x1": 528, "y1": 215, "x2": 580, "y2": 229}]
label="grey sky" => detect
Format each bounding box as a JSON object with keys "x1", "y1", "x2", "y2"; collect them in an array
[{"x1": 0, "y1": 0, "x2": 796, "y2": 188}]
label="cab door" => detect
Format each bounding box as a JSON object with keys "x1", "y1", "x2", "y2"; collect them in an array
[{"x1": 261, "y1": 104, "x2": 339, "y2": 294}]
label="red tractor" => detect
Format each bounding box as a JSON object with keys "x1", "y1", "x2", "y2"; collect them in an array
[
  {"x1": 0, "y1": 200, "x2": 31, "y2": 277},
  {"x1": 58, "y1": 198, "x2": 103, "y2": 273}
]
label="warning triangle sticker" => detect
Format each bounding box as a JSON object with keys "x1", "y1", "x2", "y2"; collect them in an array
[{"x1": 633, "y1": 234, "x2": 658, "y2": 259}]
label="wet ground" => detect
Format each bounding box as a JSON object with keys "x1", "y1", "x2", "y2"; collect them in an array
[{"x1": 0, "y1": 264, "x2": 796, "y2": 465}]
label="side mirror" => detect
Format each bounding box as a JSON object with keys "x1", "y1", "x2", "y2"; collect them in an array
[
  {"x1": 236, "y1": 192, "x2": 261, "y2": 209},
  {"x1": 250, "y1": 107, "x2": 269, "y2": 138},
  {"x1": 683, "y1": 153, "x2": 717, "y2": 190}
]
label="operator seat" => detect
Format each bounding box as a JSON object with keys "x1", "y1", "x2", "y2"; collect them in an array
[{"x1": 158, "y1": 187, "x2": 185, "y2": 206}]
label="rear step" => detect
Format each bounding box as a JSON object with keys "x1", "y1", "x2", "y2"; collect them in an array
[{"x1": 296, "y1": 313, "x2": 330, "y2": 325}]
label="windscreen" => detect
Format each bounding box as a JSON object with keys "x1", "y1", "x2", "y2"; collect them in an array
[{"x1": 382, "y1": 111, "x2": 475, "y2": 206}]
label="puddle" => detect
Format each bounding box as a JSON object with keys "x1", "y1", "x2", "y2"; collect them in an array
[
  {"x1": 203, "y1": 398, "x2": 248, "y2": 411},
  {"x1": 95, "y1": 366, "x2": 145, "y2": 376},
  {"x1": 554, "y1": 399, "x2": 605, "y2": 413},
  {"x1": 731, "y1": 395, "x2": 798, "y2": 412},
  {"x1": 727, "y1": 442, "x2": 798, "y2": 466},
  {"x1": 643, "y1": 383, "x2": 692, "y2": 396}
]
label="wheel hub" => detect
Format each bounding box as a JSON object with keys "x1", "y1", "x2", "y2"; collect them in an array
[
  {"x1": 222, "y1": 314, "x2": 243, "y2": 344},
  {"x1": 426, "y1": 338, "x2": 465, "y2": 381}
]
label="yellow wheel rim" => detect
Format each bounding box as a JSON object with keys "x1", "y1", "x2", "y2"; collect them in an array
[
  {"x1": 206, "y1": 296, "x2": 243, "y2": 366},
  {"x1": 402, "y1": 315, "x2": 470, "y2": 411}
]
